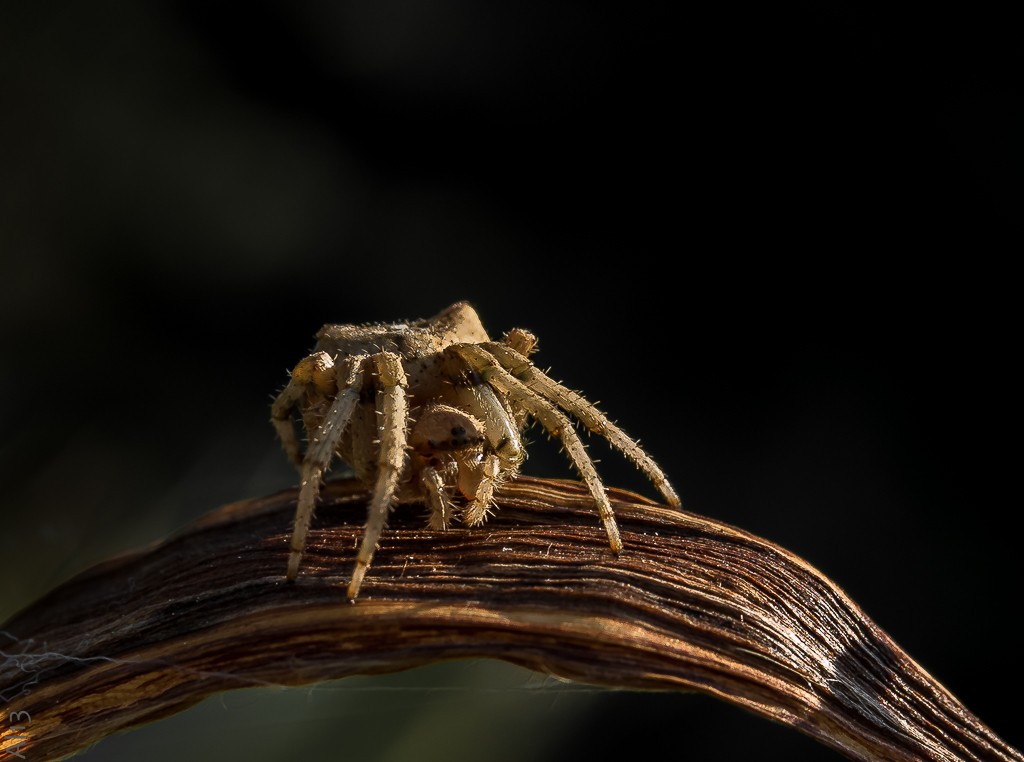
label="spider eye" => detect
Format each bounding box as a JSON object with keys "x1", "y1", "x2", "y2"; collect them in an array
[{"x1": 409, "y1": 405, "x2": 485, "y2": 454}]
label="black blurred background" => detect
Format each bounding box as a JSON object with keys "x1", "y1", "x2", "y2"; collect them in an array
[{"x1": 1, "y1": 2, "x2": 1020, "y2": 760}]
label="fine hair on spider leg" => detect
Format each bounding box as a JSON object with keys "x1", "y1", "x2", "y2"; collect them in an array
[{"x1": 271, "y1": 301, "x2": 680, "y2": 600}]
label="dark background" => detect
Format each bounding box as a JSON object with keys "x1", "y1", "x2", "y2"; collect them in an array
[{"x1": 1, "y1": 2, "x2": 1020, "y2": 760}]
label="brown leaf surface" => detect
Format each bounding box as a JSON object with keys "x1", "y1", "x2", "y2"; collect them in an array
[{"x1": 1, "y1": 477, "x2": 1019, "y2": 761}]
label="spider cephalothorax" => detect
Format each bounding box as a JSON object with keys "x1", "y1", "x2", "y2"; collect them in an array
[{"x1": 272, "y1": 301, "x2": 680, "y2": 600}]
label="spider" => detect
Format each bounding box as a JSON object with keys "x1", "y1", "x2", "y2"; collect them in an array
[{"x1": 271, "y1": 301, "x2": 680, "y2": 600}]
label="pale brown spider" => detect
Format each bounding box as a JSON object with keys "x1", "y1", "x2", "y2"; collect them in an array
[{"x1": 272, "y1": 302, "x2": 680, "y2": 600}]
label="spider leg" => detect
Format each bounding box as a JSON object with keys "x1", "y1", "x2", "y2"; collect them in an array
[
  {"x1": 497, "y1": 331, "x2": 535, "y2": 430},
  {"x1": 271, "y1": 351, "x2": 338, "y2": 468},
  {"x1": 483, "y1": 342, "x2": 681, "y2": 508},
  {"x1": 286, "y1": 357, "x2": 365, "y2": 581},
  {"x1": 451, "y1": 377, "x2": 524, "y2": 468},
  {"x1": 347, "y1": 351, "x2": 409, "y2": 601},
  {"x1": 271, "y1": 384, "x2": 304, "y2": 467},
  {"x1": 455, "y1": 345, "x2": 622, "y2": 554},
  {"x1": 461, "y1": 452, "x2": 501, "y2": 526},
  {"x1": 503, "y1": 327, "x2": 538, "y2": 358},
  {"x1": 421, "y1": 465, "x2": 455, "y2": 530},
  {"x1": 448, "y1": 364, "x2": 520, "y2": 525}
]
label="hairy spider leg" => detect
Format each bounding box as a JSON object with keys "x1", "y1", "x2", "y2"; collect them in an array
[
  {"x1": 347, "y1": 352, "x2": 409, "y2": 601},
  {"x1": 483, "y1": 342, "x2": 681, "y2": 508},
  {"x1": 455, "y1": 344, "x2": 623, "y2": 554},
  {"x1": 451, "y1": 373, "x2": 524, "y2": 525},
  {"x1": 460, "y1": 452, "x2": 501, "y2": 526},
  {"x1": 420, "y1": 465, "x2": 455, "y2": 530},
  {"x1": 499, "y1": 329, "x2": 538, "y2": 429},
  {"x1": 271, "y1": 350, "x2": 339, "y2": 468},
  {"x1": 286, "y1": 357, "x2": 365, "y2": 581},
  {"x1": 270, "y1": 385, "x2": 305, "y2": 467}
]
